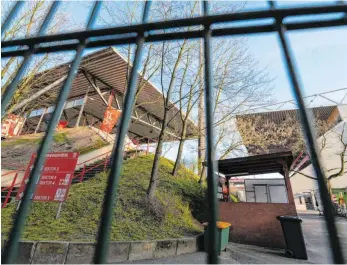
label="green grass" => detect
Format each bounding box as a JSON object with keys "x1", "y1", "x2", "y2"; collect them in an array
[
  {"x1": 1, "y1": 138, "x2": 41, "y2": 147},
  {"x1": 1, "y1": 155, "x2": 205, "y2": 242},
  {"x1": 1, "y1": 132, "x2": 68, "y2": 147},
  {"x1": 53, "y1": 132, "x2": 69, "y2": 143}
]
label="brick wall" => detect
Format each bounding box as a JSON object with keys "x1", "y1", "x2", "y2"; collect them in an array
[{"x1": 219, "y1": 202, "x2": 297, "y2": 249}]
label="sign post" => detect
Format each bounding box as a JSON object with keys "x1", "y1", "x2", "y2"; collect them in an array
[{"x1": 16, "y1": 152, "x2": 79, "y2": 204}]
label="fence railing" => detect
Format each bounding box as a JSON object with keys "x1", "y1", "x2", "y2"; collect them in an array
[{"x1": 1, "y1": 1, "x2": 346, "y2": 264}]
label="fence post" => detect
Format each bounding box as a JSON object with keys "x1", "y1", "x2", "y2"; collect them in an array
[
  {"x1": 80, "y1": 164, "x2": 86, "y2": 182},
  {"x1": 2, "y1": 172, "x2": 18, "y2": 208}
]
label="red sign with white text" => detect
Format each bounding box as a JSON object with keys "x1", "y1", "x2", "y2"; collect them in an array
[{"x1": 16, "y1": 152, "x2": 79, "y2": 202}]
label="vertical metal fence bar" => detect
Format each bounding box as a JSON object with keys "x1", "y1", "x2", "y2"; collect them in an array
[
  {"x1": 269, "y1": 1, "x2": 345, "y2": 264},
  {"x1": 1, "y1": 1, "x2": 60, "y2": 118},
  {"x1": 202, "y1": 1, "x2": 219, "y2": 264},
  {"x1": 94, "y1": 1, "x2": 152, "y2": 263},
  {"x1": 1, "y1": 1, "x2": 24, "y2": 36},
  {"x1": 1, "y1": 2, "x2": 101, "y2": 264}
]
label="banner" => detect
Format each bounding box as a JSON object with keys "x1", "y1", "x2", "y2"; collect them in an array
[
  {"x1": 1, "y1": 114, "x2": 25, "y2": 138},
  {"x1": 100, "y1": 107, "x2": 122, "y2": 133}
]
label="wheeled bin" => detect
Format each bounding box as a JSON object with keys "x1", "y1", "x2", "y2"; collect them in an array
[
  {"x1": 203, "y1": 221, "x2": 232, "y2": 255},
  {"x1": 277, "y1": 215, "x2": 308, "y2": 260}
]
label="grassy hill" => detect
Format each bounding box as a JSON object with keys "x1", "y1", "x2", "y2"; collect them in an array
[{"x1": 1, "y1": 155, "x2": 205, "y2": 242}]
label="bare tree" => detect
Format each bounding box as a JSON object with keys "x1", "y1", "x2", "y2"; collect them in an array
[
  {"x1": 237, "y1": 114, "x2": 345, "y2": 195},
  {"x1": 1, "y1": 1, "x2": 68, "y2": 115},
  {"x1": 99, "y1": 1, "x2": 161, "y2": 122},
  {"x1": 172, "y1": 45, "x2": 202, "y2": 176},
  {"x1": 195, "y1": 37, "x2": 272, "y2": 183},
  {"x1": 146, "y1": 1, "x2": 201, "y2": 200}
]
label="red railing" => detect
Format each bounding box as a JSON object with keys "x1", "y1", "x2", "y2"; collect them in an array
[
  {"x1": 1, "y1": 170, "x2": 20, "y2": 178},
  {"x1": 76, "y1": 150, "x2": 112, "y2": 167},
  {"x1": 1, "y1": 172, "x2": 18, "y2": 208},
  {"x1": 72, "y1": 140, "x2": 145, "y2": 182}
]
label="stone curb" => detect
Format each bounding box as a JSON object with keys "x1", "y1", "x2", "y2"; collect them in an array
[{"x1": 1, "y1": 235, "x2": 203, "y2": 264}]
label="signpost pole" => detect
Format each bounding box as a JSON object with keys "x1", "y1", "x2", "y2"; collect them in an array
[
  {"x1": 55, "y1": 202, "x2": 63, "y2": 219},
  {"x1": 16, "y1": 200, "x2": 22, "y2": 211}
]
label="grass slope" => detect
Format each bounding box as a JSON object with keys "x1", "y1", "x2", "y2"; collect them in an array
[{"x1": 1, "y1": 155, "x2": 205, "y2": 242}]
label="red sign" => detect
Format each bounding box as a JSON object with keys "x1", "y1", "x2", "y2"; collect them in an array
[
  {"x1": 16, "y1": 152, "x2": 79, "y2": 202},
  {"x1": 100, "y1": 107, "x2": 121, "y2": 133}
]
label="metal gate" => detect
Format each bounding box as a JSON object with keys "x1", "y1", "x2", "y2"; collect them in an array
[{"x1": 1, "y1": 1, "x2": 346, "y2": 263}]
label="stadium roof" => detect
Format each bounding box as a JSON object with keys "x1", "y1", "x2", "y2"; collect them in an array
[
  {"x1": 14, "y1": 47, "x2": 198, "y2": 141},
  {"x1": 236, "y1": 105, "x2": 341, "y2": 125},
  {"x1": 235, "y1": 105, "x2": 343, "y2": 156}
]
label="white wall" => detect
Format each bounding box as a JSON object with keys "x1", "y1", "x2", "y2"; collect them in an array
[{"x1": 291, "y1": 121, "x2": 347, "y2": 196}]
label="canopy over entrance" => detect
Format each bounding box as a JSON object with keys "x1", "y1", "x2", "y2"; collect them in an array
[
  {"x1": 206, "y1": 151, "x2": 293, "y2": 177},
  {"x1": 13, "y1": 47, "x2": 198, "y2": 142}
]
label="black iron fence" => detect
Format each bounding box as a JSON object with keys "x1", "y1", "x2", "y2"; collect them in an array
[{"x1": 1, "y1": 1, "x2": 347, "y2": 263}]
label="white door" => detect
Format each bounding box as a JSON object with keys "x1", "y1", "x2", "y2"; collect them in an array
[{"x1": 254, "y1": 185, "x2": 268, "y2": 202}]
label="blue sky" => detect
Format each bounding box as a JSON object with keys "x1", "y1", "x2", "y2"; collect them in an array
[
  {"x1": 56, "y1": 0, "x2": 347, "y2": 109},
  {"x1": 3, "y1": 0, "x2": 346, "y2": 107}
]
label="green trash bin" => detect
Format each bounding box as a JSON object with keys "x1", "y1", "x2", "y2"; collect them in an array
[{"x1": 203, "y1": 221, "x2": 232, "y2": 255}]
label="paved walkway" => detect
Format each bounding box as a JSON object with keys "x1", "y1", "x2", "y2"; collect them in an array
[
  {"x1": 119, "y1": 213, "x2": 347, "y2": 264},
  {"x1": 120, "y1": 243, "x2": 309, "y2": 264},
  {"x1": 298, "y1": 211, "x2": 347, "y2": 264}
]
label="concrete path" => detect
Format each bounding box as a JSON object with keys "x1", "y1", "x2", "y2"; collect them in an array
[
  {"x1": 118, "y1": 244, "x2": 308, "y2": 264},
  {"x1": 299, "y1": 211, "x2": 347, "y2": 264},
  {"x1": 119, "y1": 251, "x2": 238, "y2": 264},
  {"x1": 119, "y1": 213, "x2": 347, "y2": 264}
]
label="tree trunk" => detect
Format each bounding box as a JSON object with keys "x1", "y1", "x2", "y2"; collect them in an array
[
  {"x1": 147, "y1": 116, "x2": 167, "y2": 200},
  {"x1": 172, "y1": 118, "x2": 187, "y2": 176},
  {"x1": 172, "y1": 137, "x2": 186, "y2": 177}
]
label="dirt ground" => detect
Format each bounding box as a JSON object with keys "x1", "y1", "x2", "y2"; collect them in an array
[{"x1": 1, "y1": 127, "x2": 108, "y2": 170}]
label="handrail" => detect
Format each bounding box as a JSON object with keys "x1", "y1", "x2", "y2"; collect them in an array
[
  {"x1": 1, "y1": 172, "x2": 18, "y2": 208},
  {"x1": 75, "y1": 139, "x2": 145, "y2": 166},
  {"x1": 1, "y1": 184, "x2": 20, "y2": 192},
  {"x1": 76, "y1": 150, "x2": 112, "y2": 166},
  {"x1": 73, "y1": 140, "x2": 149, "y2": 181},
  {"x1": 73, "y1": 156, "x2": 110, "y2": 180},
  {"x1": 1, "y1": 163, "x2": 27, "y2": 170},
  {"x1": 1, "y1": 170, "x2": 20, "y2": 178}
]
